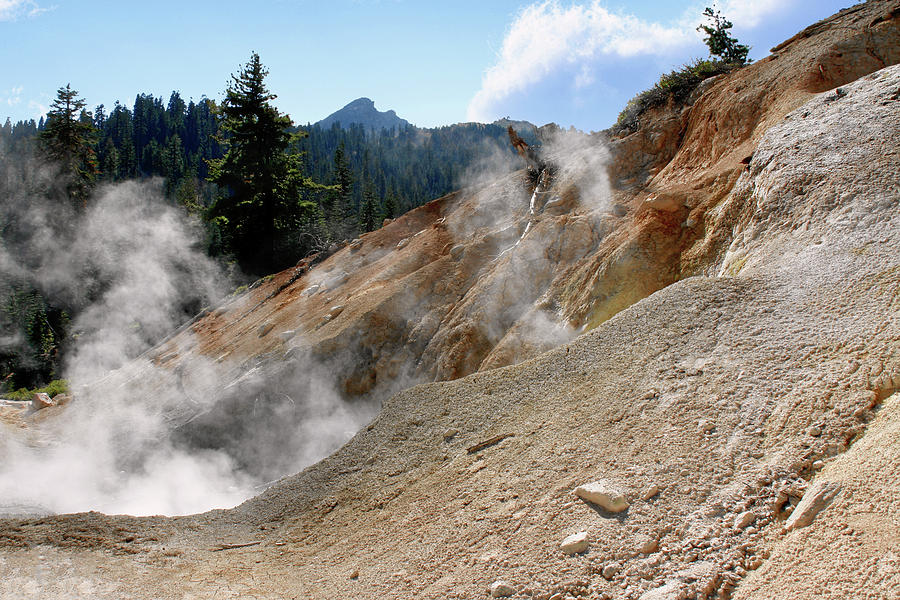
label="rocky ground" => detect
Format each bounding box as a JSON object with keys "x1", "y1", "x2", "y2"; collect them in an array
[{"x1": 0, "y1": 2, "x2": 898, "y2": 598}]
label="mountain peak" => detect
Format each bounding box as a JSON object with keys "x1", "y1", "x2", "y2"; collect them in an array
[{"x1": 316, "y1": 97, "x2": 411, "y2": 132}]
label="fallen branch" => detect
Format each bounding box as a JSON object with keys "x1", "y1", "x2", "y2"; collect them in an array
[
  {"x1": 466, "y1": 433, "x2": 515, "y2": 454},
  {"x1": 210, "y1": 541, "x2": 262, "y2": 552}
]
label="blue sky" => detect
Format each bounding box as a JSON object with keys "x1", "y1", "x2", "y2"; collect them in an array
[{"x1": 2, "y1": 0, "x2": 857, "y2": 131}]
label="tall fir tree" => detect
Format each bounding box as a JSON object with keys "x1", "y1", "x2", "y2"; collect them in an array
[
  {"x1": 38, "y1": 84, "x2": 98, "y2": 208},
  {"x1": 207, "y1": 52, "x2": 317, "y2": 274}
]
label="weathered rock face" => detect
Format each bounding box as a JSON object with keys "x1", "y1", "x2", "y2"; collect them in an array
[
  {"x1": 134, "y1": 5, "x2": 899, "y2": 423},
  {"x1": 65, "y1": 0, "x2": 894, "y2": 509}
]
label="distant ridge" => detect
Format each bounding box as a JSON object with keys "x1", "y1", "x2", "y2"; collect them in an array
[{"x1": 315, "y1": 97, "x2": 411, "y2": 132}]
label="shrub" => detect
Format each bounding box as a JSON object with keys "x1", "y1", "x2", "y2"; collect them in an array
[
  {"x1": 5, "y1": 378, "x2": 69, "y2": 401},
  {"x1": 614, "y1": 59, "x2": 735, "y2": 134}
]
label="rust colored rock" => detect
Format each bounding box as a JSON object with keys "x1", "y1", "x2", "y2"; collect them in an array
[{"x1": 31, "y1": 393, "x2": 53, "y2": 411}]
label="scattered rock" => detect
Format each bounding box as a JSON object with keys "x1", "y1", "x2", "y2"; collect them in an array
[
  {"x1": 31, "y1": 393, "x2": 53, "y2": 411},
  {"x1": 490, "y1": 580, "x2": 516, "y2": 597},
  {"x1": 735, "y1": 511, "x2": 756, "y2": 530},
  {"x1": 638, "y1": 581, "x2": 682, "y2": 600},
  {"x1": 560, "y1": 531, "x2": 589, "y2": 555},
  {"x1": 643, "y1": 194, "x2": 683, "y2": 212},
  {"x1": 784, "y1": 481, "x2": 842, "y2": 531},
  {"x1": 637, "y1": 535, "x2": 659, "y2": 554},
  {"x1": 698, "y1": 419, "x2": 715, "y2": 434},
  {"x1": 641, "y1": 485, "x2": 660, "y2": 501},
  {"x1": 602, "y1": 563, "x2": 619, "y2": 580},
  {"x1": 574, "y1": 481, "x2": 629, "y2": 512},
  {"x1": 278, "y1": 330, "x2": 297, "y2": 342},
  {"x1": 51, "y1": 393, "x2": 72, "y2": 407}
]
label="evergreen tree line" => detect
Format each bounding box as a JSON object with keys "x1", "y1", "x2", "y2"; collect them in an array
[{"x1": 1, "y1": 87, "x2": 524, "y2": 257}]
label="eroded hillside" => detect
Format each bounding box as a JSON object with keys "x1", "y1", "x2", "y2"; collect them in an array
[{"x1": 0, "y1": 2, "x2": 898, "y2": 599}]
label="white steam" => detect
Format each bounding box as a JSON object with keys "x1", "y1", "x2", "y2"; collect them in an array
[{"x1": 0, "y1": 178, "x2": 257, "y2": 516}]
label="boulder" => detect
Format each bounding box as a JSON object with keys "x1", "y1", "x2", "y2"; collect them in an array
[{"x1": 31, "y1": 393, "x2": 53, "y2": 411}]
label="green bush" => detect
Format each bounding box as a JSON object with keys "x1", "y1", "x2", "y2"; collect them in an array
[
  {"x1": 5, "y1": 378, "x2": 70, "y2": 401},
  {"x1": 613, "y1": 59, "x2": 735, "y2": 134}
]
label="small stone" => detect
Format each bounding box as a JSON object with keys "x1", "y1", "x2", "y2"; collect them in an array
[
  {"x1": 807, "y1": 425, "x2": 822, "y2": 437},
  {"x1": 574, "y1": 481, "x2": 629, "y2": 512},
  {"x1": 735, "y1": 511, "x2": 756, "y2": 530},
  {"x1": 443, "y1": 428, "x2": 459, "y2": 441},
  {"x1": 785, "y1": 481, "x2": 842, "y2": 531},
  {"x1": 349, "y1": 569, "x2": 359, "y2": 579},
  {"x1": 257, "y1": 321, "x2": 275, "y2": 337},
  {"x1": 278, "y1": 329, "x2": 297, "y2": 342},
  {"x1": 602, "y1": 563, "x2": 619, "y2": 580},
  {"x1": 560, "y1": 531, "x2": 589, "y2": 555},
  {"x1": 641, "y1": 485, "x2": 660, "y2": 501},
  {"x1": 490, "y1": 581, "x2": 516, "y2": 597},
  {"x1": 327, "y1": 305, "x2": 345, "y2": 319},
  {"x1": 638, "y1": 535, "x2": 659, "y2": 554},
  {"x1": 698, "y1": 419, "x2": 715, "y2": 433}
]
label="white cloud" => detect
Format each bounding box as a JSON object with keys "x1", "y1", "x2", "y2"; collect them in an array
[
  {"x1": 0, "y1": 0, "x2": 53, "y2": 21},
  {"x1": 3, "y1": 86, "x2": 24, "y2": 107},
  {"x1": 466, "y1": 0, "x2": 794, "y2": 123}
]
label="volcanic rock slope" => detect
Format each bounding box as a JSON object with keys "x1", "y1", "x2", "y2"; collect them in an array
[{"x1": 1, "y1": 2, "x2": 899, "y2": 599}]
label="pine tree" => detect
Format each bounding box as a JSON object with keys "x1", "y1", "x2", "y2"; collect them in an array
[
  {"x1": 697, "y1": 7, "x2": 750, "y2": 65},
  {"x1": 331, "y1": 142, "x2": 354, "y2": 223},
  {"x1": 207, "y1": 52, "x2": 317, "y2": 274},
  {"x1": 383, "y1": 190, "x2": 397, "y2": 221},
  {"x1": 360, "y1": 177, "x2": 379, "y2": 233},
  {"x1": 38, "y1": 84, "x2": 98, "y2": 208}
]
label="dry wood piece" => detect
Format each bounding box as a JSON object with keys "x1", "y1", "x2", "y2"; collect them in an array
[
  {"x1": 210, "y1": 541, "x2": 262, "y2": 552},
  {"x1": 466, "y1": 433, "x2": 514, "y2": 454}
]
